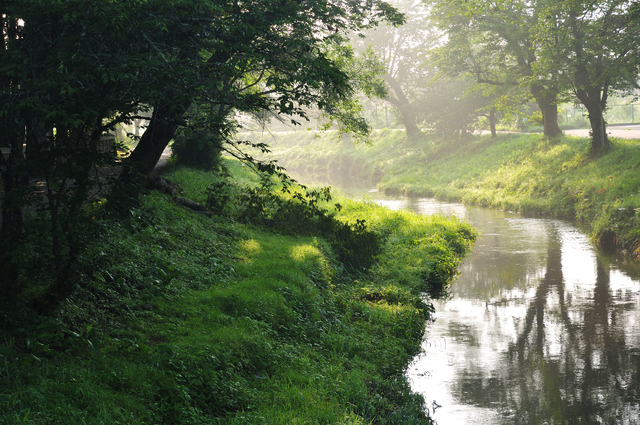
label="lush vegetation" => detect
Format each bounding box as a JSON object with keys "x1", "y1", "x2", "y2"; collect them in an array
[
  {"x1": 245, "y1": 129, "x2": 640, "y2": 256},
  {"x1": 5, "y1": 0, "x2": 637, "y2": 419},
  {"x1": 0, "y1": 0, "x2": 402, "y2": 299},
  {"x1": 0, "y1": 161, "x2": 475, "y2": 424}
]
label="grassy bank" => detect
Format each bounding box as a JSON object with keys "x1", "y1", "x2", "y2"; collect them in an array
[
  {"x1": 0, "y1": 161, "x2": 475, "y2": 424},
  {"x1": 245, "y1": 130, "x2": 640, "y2": 256}
]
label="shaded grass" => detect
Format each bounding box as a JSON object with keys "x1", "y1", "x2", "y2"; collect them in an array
[{"x1": 0, "y1": 164, "x2": 475, "y2": 424}]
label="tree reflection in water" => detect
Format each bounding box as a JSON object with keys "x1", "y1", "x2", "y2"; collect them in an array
[{"x1": 406, "y1": 204, "x2": 640, "y2": 424}]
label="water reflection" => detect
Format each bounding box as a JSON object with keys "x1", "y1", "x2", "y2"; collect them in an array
[{"x1": 386, "y1": 199, "x2": 640, "y2": 424}]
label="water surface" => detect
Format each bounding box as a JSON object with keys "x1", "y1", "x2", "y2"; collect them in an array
[{"x1": 371, "y1": 196, "x2": 640, "y2": 424}]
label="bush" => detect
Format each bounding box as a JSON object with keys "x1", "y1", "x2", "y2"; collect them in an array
[
  {"x1": 206, "y1": 179, "x2": 383, "y2": 270},
  {"x1": 171, "y1": 132, "x2": 223, "y2": 171}
]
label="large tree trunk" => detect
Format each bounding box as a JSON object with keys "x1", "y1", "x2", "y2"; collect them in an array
[
  {"x1": 574, "y1": 67, "x2": 610, "y2": 153},
  {"x1": 531, "y1": 84, "x2": 563, "y2": 138},
  {"x1": 113, "y1": 44, "x2": 230, "y2": 206},
  {"x1": 583, "y1": 101, "x2": 609, "y2": 153},
  {"x1": 540, "y1": 100, "x2": 562, "y2": 138},
  {"x1": 110, "y1": 102, "x2": 190, "y2": 213},
  {"x1": 126, "y1": 104, "x2": 185, "y2": 175},
  {"x1": 123, "y1": 41, "x2": 208, "y2": 176},
  {"x1": 385, "y1": 76, "x2": 421, "y2": 137}
]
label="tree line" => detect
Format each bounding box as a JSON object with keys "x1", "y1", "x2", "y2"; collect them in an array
[{"x1": 358, "y1": 0, "x2": 640, "y2": 151}]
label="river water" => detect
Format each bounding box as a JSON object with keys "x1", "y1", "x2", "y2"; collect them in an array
[{"x1": 367, "y1": 195, "x2": 640, "y2": 424}]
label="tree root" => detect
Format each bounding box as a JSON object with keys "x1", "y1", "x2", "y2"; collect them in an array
[{"x1": 145, "y1": 175, "x2": 213, "y2": 217}]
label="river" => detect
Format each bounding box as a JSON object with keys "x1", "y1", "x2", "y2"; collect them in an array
[{"x1": 365, "y1": 195, "x2": 640, "y2": 424}]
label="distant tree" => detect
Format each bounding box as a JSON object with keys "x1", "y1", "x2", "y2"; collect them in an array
[
  {"x1": 414, "y1": 74, "x2": 496, "y2": 137},
  {"x1": 427, "y1": 0, "x2": 565, "y2": 138},
  {"x1": 430, "y1": 29, "x2": 531, "y2": 137},
  {"x1": 354, "y1": 0, "x2": 437, "y2": 137},
  {"x1": 535, "y1": 0, "x2": 640, "y2": 152}
]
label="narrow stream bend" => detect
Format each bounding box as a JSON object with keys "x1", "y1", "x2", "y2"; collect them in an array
[{"x1": 373, "y1": 196, "x2": 640, "y2": 424}]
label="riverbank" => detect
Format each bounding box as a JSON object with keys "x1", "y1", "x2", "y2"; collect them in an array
[
  {"x1": 0, "y1": 161, "x2": 475, "y2": 424},
  {"x1": 245, "y1": 129, "x2": 640, "y2": 257}
]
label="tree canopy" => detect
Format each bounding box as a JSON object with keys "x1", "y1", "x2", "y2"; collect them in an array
[
  {"x1": 534, "y1": 0, "x2": 640, "y2": 151},
  {"x1": 427, "y1": 0, "x2": 640, "y2": 147},
  {"x1": 0, "y1": 0, "x2": 402, "y2": 299},
  {"x1": 355, "y1": 0, "x2": 640, "y2": 145},
  {"x1": 354, "y1": 0, "x2": 436, "y2": 137}
]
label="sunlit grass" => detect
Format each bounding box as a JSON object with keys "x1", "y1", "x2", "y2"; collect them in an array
[
  {"x1": 239, "y1": 238, "x2": 262, "y2": 258},
  {"x1": 260, "y1": 129, "x2": 640, "y2": 255}
]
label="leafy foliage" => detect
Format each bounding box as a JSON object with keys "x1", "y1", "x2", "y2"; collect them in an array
[
  {"x1": 171, "y1": 130, "x2": 224, "y2": 171},
  {"x1": 206, "y1": 175, "x2": 382, "y2": 270},
  {"x1": 0, "y1": 0, "x2": 405, "y2": 300},
  {"x1": 427, "y1": 0, "x2": 640, "y2": 149}
]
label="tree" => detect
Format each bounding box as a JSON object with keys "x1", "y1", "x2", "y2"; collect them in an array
[
  {"x1": 1, "y1": 0, "x2": 163, "y2": 298},
  {"x1": 428, "y1": 0, "x2": 565, "y2": 138},
  {"x1": 121, "y1": 0, "x2": 404, "y2": 176},
  {"x1": 0, "y1": 0, "x2": 402, "y2": 299},
  {"x1": 354, "y1": 0, "x2": 436, "y2": 137},
  {"x1": 416, "y1": 74, "x2": 497, "y2": 137},
  {"x1": 535, "y1": 0, "x2": 640, "y2": 152},
  {"x1": 430, "y1": 27, "x2": 531, "y2": 137}
]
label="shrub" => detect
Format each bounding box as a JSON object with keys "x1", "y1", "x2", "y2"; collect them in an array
[
  {"x1": 171, "y1": 132, "x2": 223, "y2": 171},
  {"x1": 206, "y1": 179, "x2": 383, "y2": 270}
]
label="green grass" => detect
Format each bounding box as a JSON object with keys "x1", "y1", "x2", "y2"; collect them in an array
[
  {"x1": 247, "y1": 129, "x2": 640, "y2": 256},
  {"x1": 0, "y1": 163, "x2": 475, "y2": 424}
]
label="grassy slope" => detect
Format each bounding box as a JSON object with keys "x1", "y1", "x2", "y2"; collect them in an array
[
  {"x1": 0, "y1": 162, "x2": 475, "y2": 424},
  {"x1": 246, "y1": 130, "x2": 640, "y2": 256}
]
